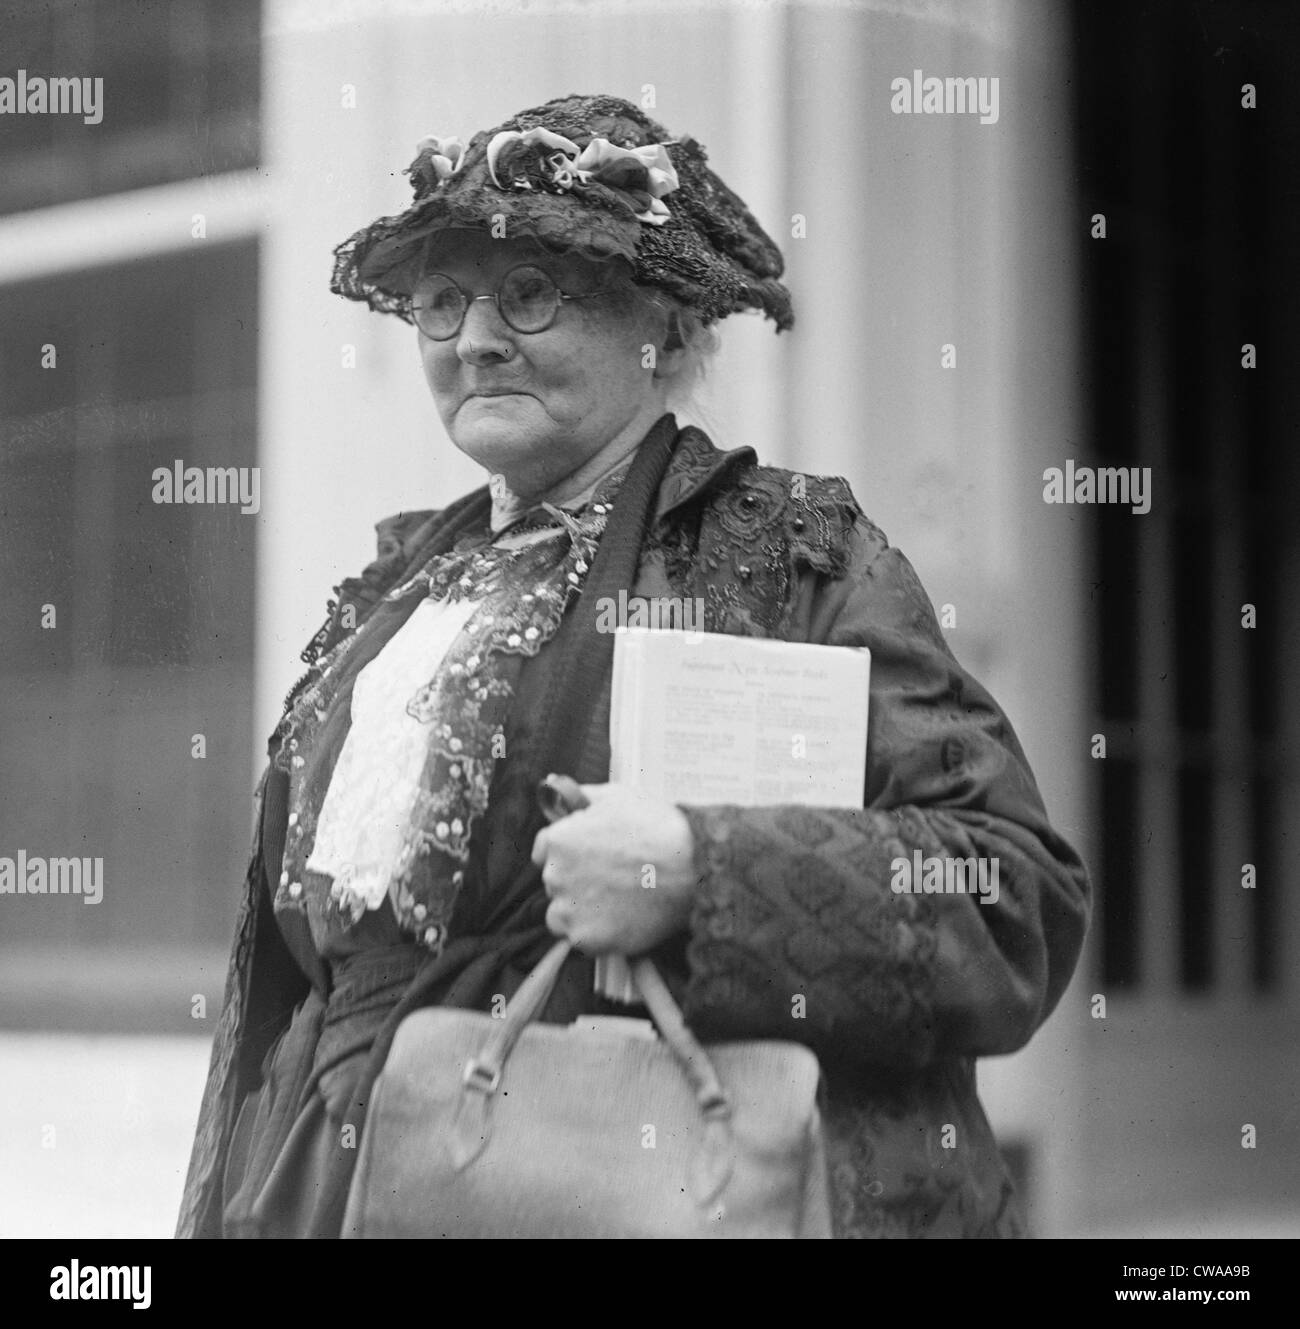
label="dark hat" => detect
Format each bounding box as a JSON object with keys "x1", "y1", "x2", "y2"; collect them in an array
[{"x1": 330, "y1": 93, "x2": 793, "y2": 331}]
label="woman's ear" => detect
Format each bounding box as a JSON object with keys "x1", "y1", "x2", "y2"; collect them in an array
[
  {"x1": 652, "y1": 311, "x2": 688, "y2": 380},
  {"x1": 663, "y1": 310, "x2": 684, "y2": 353}
]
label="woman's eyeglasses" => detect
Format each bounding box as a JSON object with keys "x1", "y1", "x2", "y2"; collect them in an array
[{"x1": 411, "y1": 264, "x2": 608, "y2": 340}]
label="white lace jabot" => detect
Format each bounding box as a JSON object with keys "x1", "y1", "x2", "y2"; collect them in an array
[{"x1": 304, "y1": 447, "x2": 635, "y2": 928}]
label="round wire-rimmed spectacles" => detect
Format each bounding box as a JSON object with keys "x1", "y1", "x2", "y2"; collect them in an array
[{"x1": 411, "y1": 263, "x2": 609, "y2": 340}]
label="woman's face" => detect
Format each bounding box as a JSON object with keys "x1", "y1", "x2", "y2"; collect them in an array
[{"x1": 416, "y1": 232, "x2": 667, "y2": 497}]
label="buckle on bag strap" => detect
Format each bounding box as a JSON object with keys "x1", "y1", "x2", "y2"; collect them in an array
[
  {"x1": 462, "y1": 1058, "x2": 501, "y2": 1094},
  {"x1": 449, "y1": 941, "x2": 573, "y2": 1170}
]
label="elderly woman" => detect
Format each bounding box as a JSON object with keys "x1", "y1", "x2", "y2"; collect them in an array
[{"x1": 177, "y1": 94, "x2": 1089, "y2": 1239}]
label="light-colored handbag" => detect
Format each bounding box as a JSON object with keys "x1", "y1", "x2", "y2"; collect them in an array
[{"x1": 341, "y1": 938, "x2": 833, "y2": 1238}]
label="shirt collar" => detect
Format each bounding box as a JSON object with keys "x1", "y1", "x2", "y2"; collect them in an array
[
  {"x1": 488, "y1": 448, "x2": 638, "y2": 536},
  {"x1": 373, "y1": 417, "x2": 759, "y2": 569}
]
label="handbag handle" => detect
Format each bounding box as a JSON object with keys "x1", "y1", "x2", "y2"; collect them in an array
[
  {"x1": 451, "y1": 938, "x2": 736, "y2": 1208},
  {"x1": 531, "y1": 775, "x2": 731, "y2": 1127}
]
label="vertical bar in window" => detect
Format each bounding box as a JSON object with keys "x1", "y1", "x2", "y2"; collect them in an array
[
  {"x1": 1204, "y1": 94, "x2": 1253, "y2": 997},
  {"x1": 1131, "y1": 226, "x2": 1179, "y2": 995}
]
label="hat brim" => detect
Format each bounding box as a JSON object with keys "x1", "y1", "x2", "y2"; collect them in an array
[{"x1": 349, "y1": 188, "x2": 645, "y2": 303}]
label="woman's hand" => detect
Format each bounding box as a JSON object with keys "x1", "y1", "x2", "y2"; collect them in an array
[{"x1": 530, "y1": 782, "x2": 699, "y2": 955}]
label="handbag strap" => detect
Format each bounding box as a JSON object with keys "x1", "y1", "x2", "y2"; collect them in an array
[
  {"x1": 630, "y1": 958, "x2": 731, "y2": 1121},
  {"x1": 453, "y1": 938, "x2": 736, "y2": 1206},
  {"x1": 460, "y1": 938, "x2": 574, "y2": 1092}
]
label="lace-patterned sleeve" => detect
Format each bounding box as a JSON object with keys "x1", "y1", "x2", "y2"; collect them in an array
[{"x1": 676, "y1": 516, "x2": 1091, "y2": 1072}]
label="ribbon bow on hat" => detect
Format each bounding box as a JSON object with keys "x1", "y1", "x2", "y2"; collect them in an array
[{"x1": 484, "y1": 127, "x2": 680, "y2": 225}]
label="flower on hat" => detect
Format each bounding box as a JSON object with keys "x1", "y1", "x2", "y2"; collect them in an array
[
  {"x1": 410, "y1": 134, "x2": 466, "y2": 193},
  {"x1": 573, "y1": 138, "x2": 679, "y2": 224},
  {"x1": 486, "y1": 127, "x2": 584, "y2": 193},
  {"x1": 485, "y1": 125, "x2": 679, "y2": 225}
]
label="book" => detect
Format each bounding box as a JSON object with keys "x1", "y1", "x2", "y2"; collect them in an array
[{"x1": 597, "y1": 628, "x2": 871, "y2": 1002}]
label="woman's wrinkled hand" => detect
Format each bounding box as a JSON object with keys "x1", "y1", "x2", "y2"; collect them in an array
[{"x1": 530, "y1": 782, "x2": 698, "y2": 955}]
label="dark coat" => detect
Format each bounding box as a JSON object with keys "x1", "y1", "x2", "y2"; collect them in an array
[{"x1": 176, "y1": 419, "x2": 1090, "y2": 1238}]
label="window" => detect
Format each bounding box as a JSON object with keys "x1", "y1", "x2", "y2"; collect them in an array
[
  {"x1": 0, "y1": 244, "x2": 258, "y2": 672},
  {"x1": 1076, "y1": 2, "x2": 1287, "y2": 994},
  {"x1": 0, "y1": 242, "x2": 259, "y2": 959},
  {"x1": 0, "y1": 0, "x2": 260, "y2": 216}
]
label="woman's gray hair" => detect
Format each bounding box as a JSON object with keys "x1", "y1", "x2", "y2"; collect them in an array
[{"x1": 605, "y1": 270, "x2": 721, "y2": 414}]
